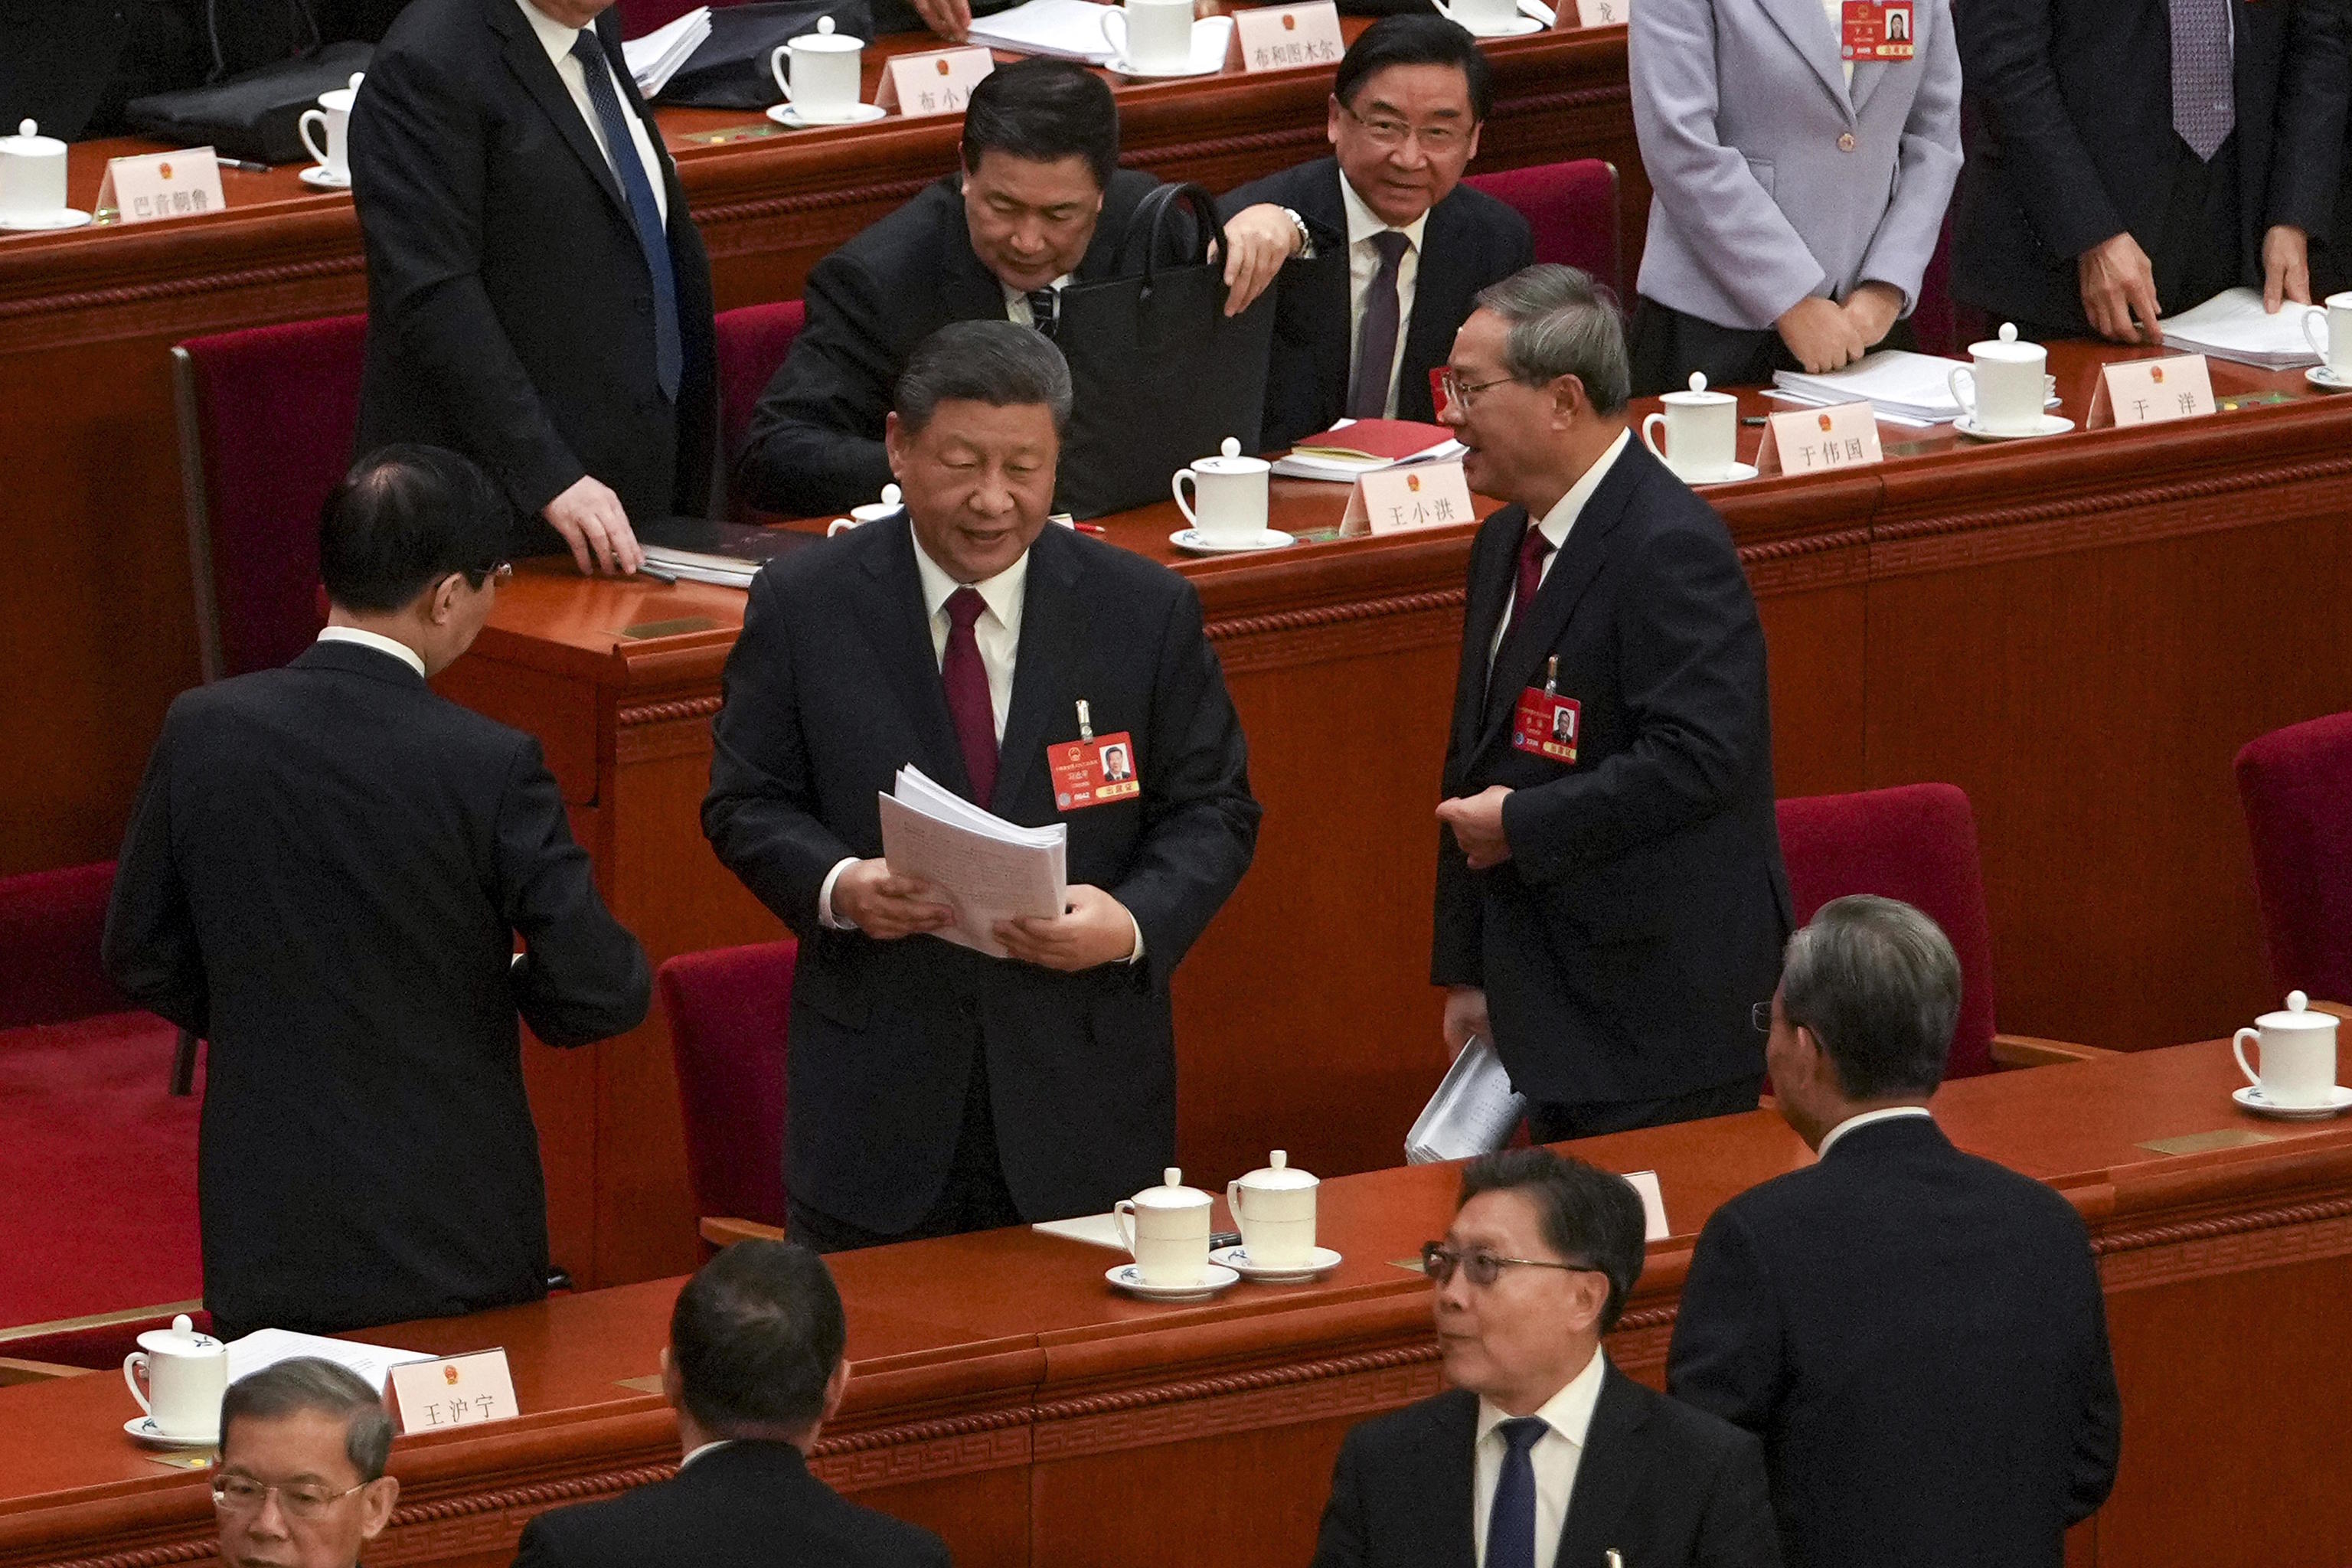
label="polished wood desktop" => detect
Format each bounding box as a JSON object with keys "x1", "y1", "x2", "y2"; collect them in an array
[{"x1": 2, "y1": 1040, "x2": 2347, "y2": 1568}]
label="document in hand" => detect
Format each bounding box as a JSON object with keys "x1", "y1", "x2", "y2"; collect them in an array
[
  {"x1": 2156, "y1": 287, "x2": 2324, "y2": 369},
  {"x1": 1405, "y1": 1035, "x2": 1527, "y2": 1164},
  {"x1": 225, "y1": 1328, "x2": 435, "y2": 1393},
  {"x1": 622, "y1": 6, "x2": 712, "y2": 97},
  {"x1": 965, "y1": 0, "x2": 1121, "y2": 64},
  {"x1": 878, "y1": 766, "x2": 1068, "y2": 959},
  {"x1": 1770, "y1": 349, "x2": 1971, "y2": 426}
]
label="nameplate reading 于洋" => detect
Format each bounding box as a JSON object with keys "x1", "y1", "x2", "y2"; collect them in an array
[{"x1": 2087, "y1": 354, "x2": 2216, "y2": 429}]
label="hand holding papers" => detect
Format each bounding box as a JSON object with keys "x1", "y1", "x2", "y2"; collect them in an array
[
  {"x1": 1407, "y1": 1035, "x2": 1527, "y2": 1164},
  {"x1": 622, "y1": 7, "x2": 711, "y2": 97},
  {"x1": 877, "y1": 766, "x2": 1067, "y2": 959},
  {"x1": 2156, "y1": 286, "x2": 2326, "y2": 369}
]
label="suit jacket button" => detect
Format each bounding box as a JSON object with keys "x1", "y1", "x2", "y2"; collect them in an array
[
  {"x1": 959, "y1": 997, "x2": 978, "y2": 1018},
  {"x1": 1838, "y1": 132, "x2": 1857, "y2": 152}
]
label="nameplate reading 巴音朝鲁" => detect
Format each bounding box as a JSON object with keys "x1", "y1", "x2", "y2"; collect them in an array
[
  {"x1": 1230, "y1": 2, "x2": 1343, "y2": 73},
  {"x1": 876, "y1": 47, "x2": 994, "y2": 119},
  {"x1": 387, "y1": 1348, "x2": 520, "y2": 1434},
  {"x1": 96, "y1": 149, "x2": 225, "y2": 227},
  {"x1": 2088, "y1": 354, "x2": 2216, "y2": 429},
  {"x1": 1340, "y1": 459, "x2": 1478, "y2": 536},
  {"x1": 1756, "y1": 400, "x2": 1882, "y2": 476}
]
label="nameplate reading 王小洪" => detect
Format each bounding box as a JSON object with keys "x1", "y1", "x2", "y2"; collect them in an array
[{"x1": 1340, "y1": 459, "x2": 1478, "y2": 536}]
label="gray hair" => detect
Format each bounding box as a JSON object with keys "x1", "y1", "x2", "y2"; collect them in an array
[
  {"x1": 893, "y1": 319, "x2": 1073, "y2": 434},
  {"x1": 1779, "y1": 895, "x2": 1963, "y2": 1100},
  {"x1": 220, "y1": 1357, "x2": 395, "y2": 1481},
  {"x1": 1472, "y1": 263, "x2": 1631, "y2": 414}
]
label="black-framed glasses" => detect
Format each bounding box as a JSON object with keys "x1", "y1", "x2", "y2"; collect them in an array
[
  {"x1": 1437, "y1": 368, "x2": 1519, "y2": 410},
  {"x1": 1421, "y1": 1240, "x2": 1605, "y2": 1288},
  {"x1": 1335, "y1": 97, "x2": 1470, "y2": 154},
  {"x1": 211, "y1": 1473, "x2": 368, "y2": 1521},
  {"x1": 459, "y1": 561, "x2": 514, "y2": 590}
]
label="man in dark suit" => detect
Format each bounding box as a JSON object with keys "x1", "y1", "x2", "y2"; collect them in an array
[
  {"x1": 706, "y1": 321, "x2": 1260, "y2": 1250},
  {"x1": 104, "y1": 446, "x2": 651, "y2": 1339},
  {"x1": 1431, "y1": 264, "x2": 1790, "y2": 1142},
  {"x1": 1312, "y1": 1148, "x2": 1781, "y2": 1568},
  {"x1": 1668, "y1": 896, "x2": 2122, "y2": 1568},
  {"x1": 1953, "y1": 0, "x2": 2347, "y2": 341},
  {"x1": 514, "y1": 1240, "x2": 950, "y2": 1568},
  {"x1": 735, "y1": 57, "x2": 1306, "y2": 518},
  {"x1": 1218, "y1": 15, "x2": 1533, "y2": 451},
  {"x1": 350, "y1": 0, "x2": 718, "y2": 575}
]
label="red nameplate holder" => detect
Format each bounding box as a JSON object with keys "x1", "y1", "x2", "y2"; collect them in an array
[
  {"x1": 1050, "y1": 700, "x2": 1141, "y2": 812},
  {"x1": 1512, "y1": 656, "x2": 1581, "y2": 764}
]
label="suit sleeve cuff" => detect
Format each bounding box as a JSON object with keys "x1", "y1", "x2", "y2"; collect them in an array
[
  {"x1": 1126, "y1": 909, "x2": 1146, "y2": 965},
  {"x1": 818, "y1": 858, "x2": 859, "y2": 930}
]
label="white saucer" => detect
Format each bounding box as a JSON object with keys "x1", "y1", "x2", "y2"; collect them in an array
[
  {"x1": 1107, "y1": 1261, "x2": 1240, "y2": 1301},
  {"x1": 1460, "y1": 14, "x2": 1545, "y2": 35},
  {"x1": 1170, "y1": 527, "x2": 1295, "y2": 554},
  {"x1": 1955, "y1": 413, "x2": 2075, "y2": 440},
  {"x1": 2233, "y1": 1084, "x2": 2352, "y2": 1120},
  {"x1": 298, "y1": 165, "x2": 351, "y2": 191},
  {"x1": 2306, "y1": 365, "x2": 2352, "y2": 391},
  {"x1": 0, "y1": 207, "x2": 93, "y2": 232},
  {"x1": 766, "y1": 102, "x2": 888, "y2": 129},
  {"x1": 1210, "y1": 1243, "x2": 1342, "y2": 1282},
  {"x1": 1684, "y1": 461, "x2": 1761, "y2": 486},
  {"x1": 1109, "y1": 51, "x2": 1222, "y2": 77},
  {"x1": 1110, "y1": 18, "x2": 1232, "y2": 77},
  {"x1": 125, "y1": 1416, "x2": 215, "y2": 1449}
]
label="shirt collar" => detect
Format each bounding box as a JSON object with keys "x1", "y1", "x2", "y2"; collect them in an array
[
  {"x1": 516, "y1": 0, "x2": 583, "y2": 65},
  {"x1": 910, "y1": 528, "x2": 1030, "y2": 639},
  {"x1": 678, "y1": 1439, "x2": 733, "y2": 1471},
  {"x1": 315, "y1": 626, "x2": 426, "y2": 679},
  {"x1": 1475, "y1": 1344, "x2": 1608, "y2": 1453},
  {"x1": 1533, "y1": 428, "x2": 1631, "y2": 550},
  {"x1": 1000, "y1": 273, "x2": 1076, "y2": 312},
  {"x1": 1339, "y1": 172, "x2": 1430, "y2": 253},
  {"x1": 1816, "y1": 1105, "x2": 1936, "y2": 1159}
]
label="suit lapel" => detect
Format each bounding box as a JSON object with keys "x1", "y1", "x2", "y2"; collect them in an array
[
  {"x1": 1459, "y1": 507, "x2": 1523, "y2": 737},
  {"x1": 1416, "y1": 1391, "x2": 1484, "y2": 1568},
  {"x1": 1398, "y1": 193, "x2": 1471, "y2": 423},
  {"x1": 488, "y1": 0, "x2": 629, "y2": 220},
  {"x1": 944, "y1": 177, "x2": 1014, "y2": 322},
  {"x1": 1553, "y1": 1365, "x2": 1651, "y2": 1568},
  {"x1": 1756, "y1": 0, "x2": 1854, "y2": 114},
  {"x1": 990, "y1": 528, "x2": 1086, "y2": 817},
  {"x1": 1298, "y1": 164, "x2": 1356, "y2": 423},
  {"x1": 1475, "y1": 446, "x2": 1638, "y2": 745},
  {"x1": 856, "y1": 519, "x2": 975, "y2": 797}
]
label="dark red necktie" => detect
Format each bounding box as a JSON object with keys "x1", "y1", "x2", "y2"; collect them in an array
[
  {"x1": 942, "y1": 586, "x2": 998, "y2": 805},
  {"x1": 1502, "y1": 522, "x2": 1555, "y2": 647},
  {"x1": 1348, "y1": 230, "x2": 1412, "y2": 420}
]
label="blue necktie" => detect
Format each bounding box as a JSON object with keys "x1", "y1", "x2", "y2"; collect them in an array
[
  {"x1": 1486, "y1": 1416, "x2": 1548, "y2": 1568},
  {"x1": 570, "y1": 31, "x2": 681, "y2": 402}
]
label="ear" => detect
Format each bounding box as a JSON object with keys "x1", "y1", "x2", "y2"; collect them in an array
[
  {"x1": 659, "y1": 1344, "x2": 682, "y2": 1410},
  {"x1": 883, "y1": 411, "x2": 909, "y2": 479},
  {"x1": 1550, "y1": 374, "x2": 1589, "y2": 429},
  {"x1": 1570, "y1": 1269, "x2": 1612, "y2": 1336},
  {"x1": 425, "y1": 573, "x2": 465, "y2": 627},
  {"x1": 1326, "y1": 93, "x2": 1344, "y2": 148},
  {"x1": 358, "y1": 1475, "x2": 400, "y2": 1540},
  {"x1": 1462, "y1": 119, "x2": 1483, "y2": 165},
  {"x1": 820, "y1": 1356, "x2": 850, "y2": 1426}
]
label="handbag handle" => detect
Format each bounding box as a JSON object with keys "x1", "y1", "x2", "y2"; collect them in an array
[{"x1": 1115, "y1": 181, "x2": 1225, "y2": 300}]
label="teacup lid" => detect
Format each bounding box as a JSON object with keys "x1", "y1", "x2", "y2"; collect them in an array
[
  {"x1": 881, "y1": 482, "x2": 902, "y2": 505},
  {"x1": 0, "y1": 119, "x2": 64, "y2": 157},
  {"x1": 1236, "y1": 1148, "x2": 1318, "y2": 1190},
  {"x1": 1661, "y1": 370, "x2": 1732, "y2": 406},
  {"x1": 1130, "y1": 1165, "x2": 1210, "y2": 1208},
  {"x1": 2259, "y1": 990, "x2": 2335, "y2": 1030},
  {"x1": 795, "y1": 15, "x2": 864, "y2": 47},
  {"x1": 1970, "y1": 322, "x2": 2043, "y2": 362},
  {"x1": 1193, "y1": 436, "x2": 1269, "y2": 473},
  {"x1": 137, "y1": 1313, "x2": 224, "y2": 1356}
]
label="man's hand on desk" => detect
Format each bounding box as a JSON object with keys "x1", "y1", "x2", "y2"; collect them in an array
[
  {"x1": 1442, "y1": 987, "x2": 1491, "y2": 1063},
  {"x1": 544, "y1": 475, "x2": 647, "y2": 576},
  {"x1": 1437, "y1": 786, "x2": 1513, "y2": 871},
  {"x1": 832, "y1": 859, "x2": 954, "y2": 939},
  {"x1": 1774, "y1": 296, "x2": 1866, "y2": 374},
  {"x1": 2076, "y1": 232, "x2": 2163, "y2": 344},
  {"x1": 2262, "y1": 224, "x2": 2311, "y2": 312},
  {"x1": 1841, "y1": 282, "x2": 1903, "y2": 350},
  {"x1": 1217, "y1": 204, "x2": 1307, "y2": 317},
  {"x1": 907, "y1": 0, "x2": 973, "y2": 40},
  {"x1": 996, "y1": 884, "x2": 1138, "y2": 971}
]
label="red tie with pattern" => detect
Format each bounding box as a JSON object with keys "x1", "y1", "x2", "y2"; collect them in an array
[
  {"x1": 1502, "y1": 522, "x2": 1555, "y2": 647},
  {"x1": 942, "y1": 586, "x2": 998, "y2": 805}
]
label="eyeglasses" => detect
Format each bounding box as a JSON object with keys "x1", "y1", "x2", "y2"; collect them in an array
[
  {"x1": 1421, "y1": 1240, "x2": 1605, "y2": 1288},
  {"x1": 211, "y1": 1474, "x2": 368, "y2": 1521},
  {"x1": 1338, "y1": 98, "x2": 1470, "y2": 155},
  {"x1": 459, "y1": 561, "x2": 514, "y2": 590},
  {"x1": 1437, "y1": 368, "x2": 1519, "y2": 410},
  {"x1": 1752, "y1": 1001, "x2": 1774, "y2": 1034}
]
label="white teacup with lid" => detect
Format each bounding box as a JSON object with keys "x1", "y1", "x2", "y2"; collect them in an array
[
  {"x1": 829, "y1": 482, "x2": 903, "y2": 535},
  {"x1": 770, "y1": 18, "x2": 866, "y2": 122},
  {"x1": 2301, "y1": 292, "x2": 2352, "y2": 379},
  {"x1": 1172, "y1": 436, "x2": 1271, "y2": 546},
  {"x1": 1113, "y1": 1166, "x2": 1212, "y2": 1287},
  {"x1": 0, "y1": 119, "x2": 69, "y2": 218},
  {"x1": 2234, "y1": 991, "x2": 2341, "y2": 1109},
  {"x1": 1641, "y1": 372, "x2": 1738, "y2": 482},
  {"x1": 299, "y1": 74, "x2": 366, "y2": 183},
  {"x1": 1227, "y1": 1149, "x2": 1318, "y2": 1270},
  {"x1": 122, "y1": 1314, "x2": 228, "y2": 1443},
  {"x1": 1949, "y1": 322, "x2": 2049, "y2": 436}
]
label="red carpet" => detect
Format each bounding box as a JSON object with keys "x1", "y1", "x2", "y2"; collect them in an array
[{"x1": 0, "y1": 1012, "x2": 204, "y2": 1328}]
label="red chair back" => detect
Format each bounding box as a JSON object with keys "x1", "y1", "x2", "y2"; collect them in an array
[
  {"x1": 172, "y1": 315, "x2": 368, "y2": 681},
  {"x1": 616, "y1": 0, "x2": 758, "y2": 33},
  {"x1": 716, "y1": 299, "x2": 807, "y2": 464},
  {"x1": 658, "y1": 939, "x2": 796, "y2": 1230},
  {"x1": 1775, "y1": 783, "x2": 2000, "y2": 1080},
  {"x1": 0, "y1": 862, "x2": 126, "y2": 1030},
  {"x1": 1464, "y1": 159, "x2": 1622, "y2": 297},
  {"x1": 2236, "y1": 711, "x2": 2352, "y2": 1003}
]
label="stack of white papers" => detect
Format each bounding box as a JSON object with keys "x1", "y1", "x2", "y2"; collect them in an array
[
  {"x1": 226, "y1": 1328, "x2": 434, "y2": 1393},
  {"x1": 1770, "y1": 349, "x2": 1969, "y2": 427},
  {"x1": 878, "y1": 766, "x2": 1067, "y2": 958},
  {"x1": 1405, "y1": 1036, "x2": 1525, "y2": 1165},
  {"x1": 1271, "y1": 419, "x2": 1468, "y2": 482},
  {"x1": 967, "y1": 0, "x2": 1120, "y2": 63},
  {"x1": 623, "y1": 6, "x2": 711, "y2": 98},
  {"x1": 2156, "y1": 286, "x2": 2322, "y2": 369}
]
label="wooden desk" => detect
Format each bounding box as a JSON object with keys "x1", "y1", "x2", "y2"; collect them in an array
[
  {"x1": 4, "y1": 1039, "x2": 2349, "y2": 1568},
  {"x1": 0, "y1": 18, "x2": 1642, "y2": 880}
]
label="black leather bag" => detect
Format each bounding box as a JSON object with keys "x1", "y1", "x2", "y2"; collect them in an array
[
  {"x1": 1053, "y1": 182, "x2": 1279, "y2": 520},
  {"x1": 653, "y1": 0, "x2": 877, "y2": 109},
  {"x1": 122, "y1": 39, "x2": 370, "y2": 165}
]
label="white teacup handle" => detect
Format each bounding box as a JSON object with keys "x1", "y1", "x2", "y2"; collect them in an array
[
  {"x1": 1429, "y1": 0, "x2": 1462, "y2": 19},
  {"x1": 1225, "y1": 1179, "x2": 1245, "y2": 1225},
  {"x1": 1640, "y1": 410, "x2": 1668, "y2": 462},
  {"x1": 1948, "y1": 366, "x2": 1978, "y2": 417},
  {"x1": 2233, "y1": 1027, "x2": 2262, "y2": 1088},
  {"x1": 123, "y1": 1352, "x2": 153, "y2": 1416},
  {"x1": 827, "y1": 517, "x2": 857, "y2": 536},
  {"x1": 299, "y1": 108, "x2": 332, "y2": 167},
  {"x1": 1101, "y1": 8, "x2": 1128, "y2": 57},
  {"x1": 1171, "y1": 468, "x2": 1200, "y2": 527},
  {"x1": 2305, "y1": 307, "x2": 2332, "y2": 358},
  {"x1": 769, "y1": 43, "x2": 795, "y2": 103},
  {"x1": 1112, "y1": 1200, "x2": 1138, "y2": 1256}
]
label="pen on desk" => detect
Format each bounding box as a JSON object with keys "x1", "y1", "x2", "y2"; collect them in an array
[
  {"x1": 629, "y1": 564, "x2": 680, "y2": 585},
  {"x1": 1741, "y1": 416, "x2": 1769, "y2": 426},
  {"x1": 1072, "y1": 521, "x2": 1106, "y2": 534},
  {"x1": 217, "y1": 157, "x2": 271, "y2": 173}
]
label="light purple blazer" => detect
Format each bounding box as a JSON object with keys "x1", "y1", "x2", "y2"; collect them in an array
[{"x1": 1629, "y1": 0, "x2": 1963, "y2": 330}]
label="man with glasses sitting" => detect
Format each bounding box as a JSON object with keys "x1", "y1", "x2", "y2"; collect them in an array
[
  {"x1": 212, "y1": 1358, "x2": 400, "y2": 1568},
  {"x1": 1217, "y1": 15, "x2": 1534, "y2": 450},
  {"x1": 1308, "y1": 1148, "x2": 1779, "y2": 1568}
]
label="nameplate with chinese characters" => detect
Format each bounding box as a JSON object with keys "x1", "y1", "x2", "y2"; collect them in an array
[
  {"x1": 1230, "y1": 2, "x2": 1344, "y2": 74},
  {"x1": 1340, "y1": 459, "x2": 1478, "y2": 536},
  {"x1": 1756, "y1": 400, "x2": 1882, "y2": 476},
  {"x1": 1573, "y1": 0, "x2": 1630, "y2": 24},
  {"x1": 387, "y1": 1348, "x2": 520, "y2": 1434},
  {"x1": 2087, "y1": 354, "x2": 2216, "y2": 430},
  {"x1": 876, "y1": 46, "x2": 995, "y2": 119},
  {"x1": 95, "y1": 149, "x2": 225, "y2": 227},
  {"x1": 1624, "y1": 1169, "x2": 1670, "y2": 1240}
]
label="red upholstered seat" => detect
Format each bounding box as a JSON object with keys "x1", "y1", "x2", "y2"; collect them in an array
[
  {"x1": 171, "y1": 314, "x2": 368, "y2": 681},
  {"x1": 659, "y1": 939, "x2": 796, "y2": 1234},
  {"x1": 714, "y1": 299, "x2": 807, "y2": 521},
  {"x1": 616, "y1": 0, "x2": 757, "y2": 33},
  {"x1": 2236, "y1": 710, "x2": 2352, "y2": 1004},
  {"x1": 0, "y1": 861, "x2": 126, "y2": 1031},
  {"x1": 1463, "y1": 159, "x2": 1622, "y2": 297}
]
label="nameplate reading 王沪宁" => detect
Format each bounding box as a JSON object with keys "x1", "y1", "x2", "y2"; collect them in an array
[
  {"x1": 387, "y1": 1348, "x2": 519, "y2": 1435},
  {"x1": 1755, "y1": 401, "x2": 1882, "y2": 476},
  {"x1": 1229, "y1": 2, "x2": 1344, "y2": 73},
  {"x1": 875, "y1": 47, "x2": 995, "y2": 119},
  {"x1": 95, "y1": 149, "x2": 225, "y2": 227},
  {"x1": 1340, "y1": 459, "x2": 1478, "y2": 536},
  {"x1": 2086, "y1": 354, "x2": 2216, "y2": 429}
]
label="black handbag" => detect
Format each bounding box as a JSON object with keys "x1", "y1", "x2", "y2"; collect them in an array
[
  {"x1": 122, "y1": 38, "x2": 370, "y2": 165},
  {"x1": 653, "y1": 0, "x2": 877, "y2": 109},
  {"x1": 1052, "y1": 182, "x2": 1279, "y2": 521}
]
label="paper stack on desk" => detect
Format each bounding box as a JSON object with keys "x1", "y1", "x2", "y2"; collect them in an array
[
  {"x1": 966, "y1": 0, "x2": 1120, "y2": 63},
  {"x1": 226, "y1": 1328, "x2": 433, "y2": 1393},
  {"x1": 1272, "y1": 418, "x2": 1466, "y2": 481},
  {"x1": 1770, "y1": 349, "x2": 1969, "y2": 426},
  {"x1": 879, "y1": 766, "x2": 1067, "y2": 959},
  {"x1": 1405, "y1": 1036, "x2": 1526, "y2": 1164},
  {"x1": 622, "y1": 7, "x2": 710, "y2": 97},
  {"x1": 2156, "y1": 287, "x2": 2323, "y2": 369}
]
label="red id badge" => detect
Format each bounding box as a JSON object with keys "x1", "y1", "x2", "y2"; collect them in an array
[
  {"x1": 1050, "y1": 731, "x2": 1141, "y2": 811},
  {"x1": 1512, "y1": 689, "x2": 1581, "y2": 764},
  {"x1": 1841, "y1": 0, "x2": 1914, "y2": 59}
]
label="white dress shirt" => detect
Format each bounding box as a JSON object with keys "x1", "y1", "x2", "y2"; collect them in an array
[
  {"x1": 1340, "y1": 175, "x2": 1429, "y2": 420},
  {"x1": 315, "y1": 626, "x2": 426, "y2": 678},
  {"x1": 1003, "y1": 274, "x2": 1074, "y2": 328},
  {"x1": 1815, "y1": 1103, "x2": 1935, "y2": 1158},
  {"x1": 678, "y1": 1439, "x2": 733, "y2": 1470},
  {"x1": 516, "y1": 0, "x2": 669, "y2": 224},
  {"x1": 1487, "y1": 428, "x2": 1632, "y2": 671},
  {"x1": 1471, "y1": 1346, "x2": 1609, "y2": 1568},
  {"x1": 1816, "y1": 0, "x2": 1855, "y2": 86}
]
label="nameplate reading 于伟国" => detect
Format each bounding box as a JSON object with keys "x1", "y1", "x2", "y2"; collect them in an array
[
  {"x1": 95, "y1": 149, "x2": 225, "y2": 227},
  {"x1": 875, "y1": 47, "x2": 995, "y2": 119},
  {"x1": 387, "y1": 1348, "x2": 520, "y2": 1434},
  {"x1": 1340, "y1": 459, "x2": 1478, "y2": 536},
  {"x1": 1756, "y1": 400, "x2": 1882, "y2": 476},
  {"x1": 1229, "y1": 2, "x2": 1344, "y2": 74},
  {"x1": 2086, "y1": 354, "x2": 2216, "y2": 430},
  {"x1": 1573, "y1": 0, "x2": 1630, "y2": 25}
]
